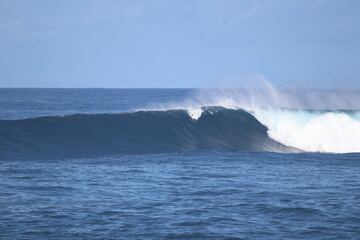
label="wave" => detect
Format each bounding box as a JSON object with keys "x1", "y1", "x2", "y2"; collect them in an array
[
  {"x1": 0, "y1": 107, "x2": 292, "y2": 160},
  {"x1": 1, "y1": 105, "x2": 359, "y2": 160}
]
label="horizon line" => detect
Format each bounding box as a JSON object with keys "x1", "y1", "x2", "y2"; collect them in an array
[{"x1": 1, "y1": 87, "x2": 360, "y2": 91}]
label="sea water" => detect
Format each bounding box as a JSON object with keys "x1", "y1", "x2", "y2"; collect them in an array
[{"x1": 0, "y1": 88, "x2": 359, "y2": 239}]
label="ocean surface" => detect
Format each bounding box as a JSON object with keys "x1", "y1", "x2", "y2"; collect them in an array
[{"x1": 1, "y1": 88, "x2": 360, "y2": 239}]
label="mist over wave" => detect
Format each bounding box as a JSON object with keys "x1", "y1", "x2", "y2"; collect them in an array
[{"x1": 142, "y1": 85, "x2": 360, "y2": 153}]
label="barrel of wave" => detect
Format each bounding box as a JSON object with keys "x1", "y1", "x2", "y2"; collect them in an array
[{"x1": 252, "y1": 108, "x2": 360, "y2": 153}]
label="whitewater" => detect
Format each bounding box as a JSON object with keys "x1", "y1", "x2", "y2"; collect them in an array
[{"x1": 253, "y1": 108, "x2": 360, "y2": 153}]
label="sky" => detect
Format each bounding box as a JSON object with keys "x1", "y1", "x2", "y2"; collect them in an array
[{"x1": 0, "y1": 0, "x2": 359, "y2": 88}]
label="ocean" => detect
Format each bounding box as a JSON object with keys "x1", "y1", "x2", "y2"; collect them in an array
[{"x1": 1, "y1": 88, "x2": 359, "y2": 239}]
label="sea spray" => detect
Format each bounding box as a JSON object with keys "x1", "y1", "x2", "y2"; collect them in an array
[{"x1": 144, "y1": 78, "x2": 360, "y2": 153}]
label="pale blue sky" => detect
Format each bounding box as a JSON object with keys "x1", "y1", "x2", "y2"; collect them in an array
[{"x1": 0, "y1": 0, "x2": 359, "y2": 88}]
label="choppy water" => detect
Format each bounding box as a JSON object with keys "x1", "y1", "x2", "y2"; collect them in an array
[
  {"x1": 1, "y1": 152, "x2": 360, "y2": 239},
  {"x1": 1, "y1": 89, "x2": 360, "y2": 239}
]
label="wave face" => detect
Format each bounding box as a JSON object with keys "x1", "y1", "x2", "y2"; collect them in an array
[
  {"x1": 252, "y1": 108, "x2": 360, "y2": 153},
  {"x1": 0, "y1": 107, "x2": 291, "y2": 160}
]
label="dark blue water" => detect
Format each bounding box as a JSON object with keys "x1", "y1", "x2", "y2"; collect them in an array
[
  {"x1": 1, "y1": 89, "x2": 359, "y2": 239},
  {"x1": 1, "y1": 152, "x2": 360, "y2": 239}
]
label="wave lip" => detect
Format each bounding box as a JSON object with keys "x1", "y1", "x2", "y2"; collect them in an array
[{"x1": 0, "y1": 107, "x2": 292, "y2": 160}]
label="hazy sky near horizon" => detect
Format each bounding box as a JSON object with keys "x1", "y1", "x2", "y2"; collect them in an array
[{"x1": 0, "y1": 0, "x2": 360, "y2": 88}]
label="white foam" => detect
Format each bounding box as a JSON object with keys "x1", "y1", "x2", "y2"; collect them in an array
[
  {"x1": 253, "y1": 109, "x2": 360, "y2": 153},
  {"x1": 187, "y1": 108, "x2": 203, "y2": 120}
]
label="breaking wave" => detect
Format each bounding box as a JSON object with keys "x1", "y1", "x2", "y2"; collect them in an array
[{"x1": 1, "y1": 104, "x2": 359, "y2": 160}]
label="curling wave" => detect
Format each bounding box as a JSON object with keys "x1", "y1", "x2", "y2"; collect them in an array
[
  {"x1": 1, "y1": 106, "x2": 359, "y2": 159},
  {"x1": 0, "y1": 107, "x2": 292, "y2": 160}
]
